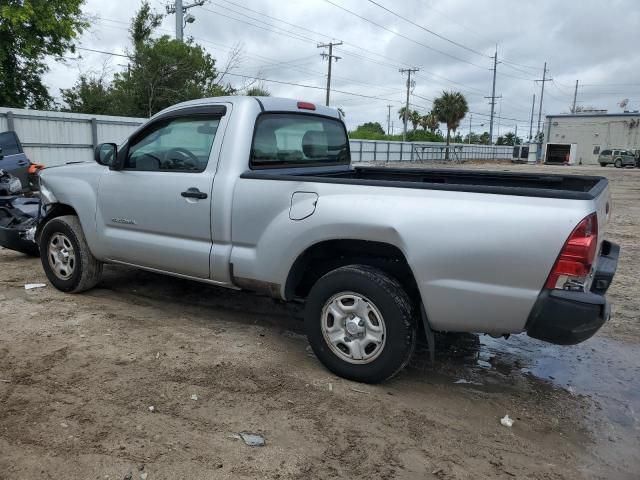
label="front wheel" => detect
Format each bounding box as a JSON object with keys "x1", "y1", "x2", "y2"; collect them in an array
[
  {"x1": 39, "y1": 215, "x2": 103, "y2": 293},
  {"x1": 614, "y1": 159, "x2": 623, "y2": 168},
  {"x1": 304, "y1": 265, "x2": 417, "y2": 383}
]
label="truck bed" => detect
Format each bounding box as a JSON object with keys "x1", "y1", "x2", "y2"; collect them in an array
[{"x1": 242, "y1": 166, "x2": 607, "y2": 200}]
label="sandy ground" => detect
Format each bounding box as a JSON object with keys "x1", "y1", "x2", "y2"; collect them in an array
[{"x1": 1, "y1": 163, "x2": 638, "y2": 479}]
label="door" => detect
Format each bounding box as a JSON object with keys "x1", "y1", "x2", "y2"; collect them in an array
[
  {"x1": 0, "y1": 131, "x2": 29, "y2": 188},
  {"x1": 96, "y1": 109, "x2": 225, "y2": 278}
]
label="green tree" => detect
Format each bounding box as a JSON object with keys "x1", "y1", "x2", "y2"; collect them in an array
[
  {"x1": 497, "y1": 132, "x2": 521, "y2": 146},
  {"x1": 420, "y1": 112, "x2": 439, "y2": 133},
  {"x1": 60, "y1": 74, "x2": 113, "y2": 114},
  {"x1": 464, "y1": 132, "x2": 480, "y2": 144},
  {"x1": 409, "y1": 109, "x2": 421, "y2": 132},
  {"x1": 349, "y1": 121, "x2": 386, "y2": 139},
  {"x1": 0, "y1": 0, "x2": 87, "y2": 109},
  {"x1": 398, "y1": 106, "x2": 409, "y2": 131},
  {"x1": 246, "y1": 86, "x2": 271, "y2": 96},
  {"x1": 61, "y1": 1, "x2": 232, "y2": 116},
  {"x1": 357, "y1": 122, "x2": 385, "y2": 135},
  {"x1": 478, "y1": 131, "x2": 491, "y2": 145},
  {"x1": 432, "y1": 91, "x2": 469, "y2": 159}
]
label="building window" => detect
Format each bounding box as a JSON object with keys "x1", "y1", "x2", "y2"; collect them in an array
[{"x1": 593, "y1": 146, "x2": 600, "y2": 154}]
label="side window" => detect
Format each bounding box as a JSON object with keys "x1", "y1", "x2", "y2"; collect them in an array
[
  {"x1": 592, "y1": 146, "x2": 600, "y2": 155},
  {"x1": 600, "y1": 149, "x2": 611, "y2": 156},
  {"x1": 125, "y1": 116, "x2": 220, "y2": 172},
  {"x1": 0, "y1": 131, "x2": 22, "y2": 156}
]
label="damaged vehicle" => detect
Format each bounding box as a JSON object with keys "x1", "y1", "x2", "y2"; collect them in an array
[
  {"x1": 34, "y1": 97, "x2": 619, "y2": 383},
  {"x1": 0, "y1": 130, "x2": 30, "y2": 190},
  {"x1": 0, "y1": 169, "x2": 40, "y2": 256}
]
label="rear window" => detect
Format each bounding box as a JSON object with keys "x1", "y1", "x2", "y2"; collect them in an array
[
  {"x1": 250, "y1": 113, "x2": 349, "y2": 168},
  {"x1": 600, "y1": 149, "x2": 611, "y2": 156}
]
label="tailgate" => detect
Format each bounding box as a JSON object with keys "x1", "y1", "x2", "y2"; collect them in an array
[{"x1": 592, "y1": 179, "x2": 612, "y2": 250}]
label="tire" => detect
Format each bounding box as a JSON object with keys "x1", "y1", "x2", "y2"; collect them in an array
[
  {"x1": 599, "y1": 163, "x2": 606, "y2": 167},
  {"x1": 304, "y1": 264, "x2": 417, "y2": 383},
  {"x1": 39, "y1": 215, "x2": 103, "y2": 293},
  {"x1": 614, "y1": 159, "x2": 622, "y2": 168}
]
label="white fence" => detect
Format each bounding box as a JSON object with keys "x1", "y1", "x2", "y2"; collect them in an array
[
  {"x1": 1, "y1": 107, "x2": 513, "y2": 167},
  {"x1": 349, "y1": 139, "x2": 514, "y2": 163},
  {"x1": 0, "y1": 107, "x2": 145, "y2": 166}
]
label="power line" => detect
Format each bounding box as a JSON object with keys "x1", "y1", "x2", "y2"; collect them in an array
[
  {"x1": 65, "y1": 46, "x2": 408, "y2": 105},
  {"x1": 194, "y1": 5, "x2": 496, "y2": 100},
  {"x1": 322, "y1": 0, "x2": 490, "y2": 71},
  {"x1": 365, "y1": 0, "x2": 489, "y2": 58},
  {"x1": 76, "y1": 46, "x2": 129, "y2": 57},
  {"x1": 217, "y1": 0, "x2": 335, "y2": 42}
]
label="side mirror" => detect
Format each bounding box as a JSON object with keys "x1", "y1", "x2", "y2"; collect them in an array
[{"x1": 95, "y1": 143, "x2": 117, "y2": 167}]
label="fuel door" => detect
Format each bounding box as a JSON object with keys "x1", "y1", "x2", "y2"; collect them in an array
[{"x1": 290, "y1": 191, "x2": 319, "y2": 220}]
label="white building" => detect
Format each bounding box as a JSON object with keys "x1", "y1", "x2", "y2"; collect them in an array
[{"x1": 544, "y1": 112, "x2": 640, "y2": 165}]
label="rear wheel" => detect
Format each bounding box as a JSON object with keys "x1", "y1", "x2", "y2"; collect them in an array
[
  {"x1": 304, "y1": 265, "x2": 417, "y2": 383},
  {"x1": 599, "y1": 163, "x2": 606, "y2": 167},
  {"x1": 39, "y1": 215, "x2": 103, "y2": 293},
  {"x1": 614, "y1": 158, "x2": 623, "y2": 168}
]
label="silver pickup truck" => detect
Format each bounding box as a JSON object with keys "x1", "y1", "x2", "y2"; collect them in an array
[{"x1": 36, "y1": 96, "x2": 619, "y2": 383}]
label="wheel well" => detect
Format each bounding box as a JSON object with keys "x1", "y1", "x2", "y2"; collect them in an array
[
  {"x1": 35, "y1": 203, "x2": 77, "y2": 242},
  {"x1": 285, "y1": 239, "x2": 420, "y2": 302}
]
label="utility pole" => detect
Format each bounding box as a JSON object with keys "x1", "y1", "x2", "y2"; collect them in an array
[
  {"x1": 514, "y1": 124, "x2": 518, "y2": 144},
  {"x1": 571, "y1": 80, "x2": 579, "y2": 114},
  {"x1": 535, "y1": 62, "x2": 552, "y2": 160},
  {"x1": 399, "y1": 67, "x2": 419, "y2": 141},
  {"x1": 468, "y1": 113, "x2": 472, "y2": 144},
  {"x1": 485, "y1": 47, "x2": 499, "y2": 144},
  {"x1": 387, "y1": 105, "x2": 392, "y2": 135},
  {"x1": 528, "y1": 93, "x2": 536, "y2": 141},
  {"x1": 166, "y1": 0, "x2": 204, "y2": 41},
  {"x1": 317, "y1": 41, "x2": 342, "y2": 106}
]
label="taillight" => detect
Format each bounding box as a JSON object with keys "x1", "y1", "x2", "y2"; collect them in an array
[
  {"x1": 545, "y1": 213, "x2": 598, "y2": 290},
  {"x1": 297, "y1": 101, "x2": 316, "y2": 110}
]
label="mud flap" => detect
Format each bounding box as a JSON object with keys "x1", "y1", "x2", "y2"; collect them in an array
[{"x1": 420, "y1": 303, "x2": 435, "y2": 364}]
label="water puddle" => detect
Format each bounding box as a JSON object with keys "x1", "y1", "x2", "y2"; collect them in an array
[
  {"x1": 478, "y1": 335, "x2": 640, "y2": 430},
  {"x1": 419, "y1": 332, "x2": 640, "y2": 476}
]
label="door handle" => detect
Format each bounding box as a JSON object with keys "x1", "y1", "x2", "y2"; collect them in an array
[
  {"x1": 17, "y1": 160, "x2": 29, "y2": 166},
  {"x1": 181, "y1": 188, "x2": 208, "y2": 200}
]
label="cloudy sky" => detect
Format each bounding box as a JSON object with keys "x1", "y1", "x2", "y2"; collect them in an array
[{"x1": 44, "y1": 0, "x2": 640, "y2": 138}]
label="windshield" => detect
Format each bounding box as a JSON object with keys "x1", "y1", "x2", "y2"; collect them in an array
[{"x1": 250, "y1": 113, "x2": 349, "y2": 168}]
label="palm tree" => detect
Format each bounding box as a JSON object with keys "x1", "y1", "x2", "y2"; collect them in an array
[
  {"x1": 432, "y1": 91, "x2": 469, "y2": 159},
  {"x1": 409, "y1": 110, "x2": 421, "y2": 132},
  {"x1": 420, "y1": 112, "x2": 439, "y2": 133},
  {"x1": 398, "y1": 106, "x2": 410, "y2": 131}
]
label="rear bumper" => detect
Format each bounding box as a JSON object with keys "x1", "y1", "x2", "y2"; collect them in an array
[{"x1": 526, "y1": 240, "x2": 619, "y2": 345}]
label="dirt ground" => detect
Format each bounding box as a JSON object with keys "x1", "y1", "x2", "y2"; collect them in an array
[{"x1": 1, "y1": 163, "x2": 638, "y2": 479}]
